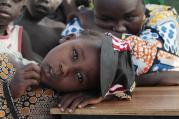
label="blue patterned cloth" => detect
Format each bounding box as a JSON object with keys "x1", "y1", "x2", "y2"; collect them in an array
[{"x1": 61, "y1": 17, "x2": 84, "y2": 37}]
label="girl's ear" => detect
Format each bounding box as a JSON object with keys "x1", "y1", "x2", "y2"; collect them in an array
[{"x1": 59, "y1": 33, "x2": 77, "y2": 44}]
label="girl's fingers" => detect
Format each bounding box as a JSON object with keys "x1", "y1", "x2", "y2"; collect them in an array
[
  {"x1": 78, "y1": 97, "x2": 103, "y2": 108},
  {"x1": 58, "y1": 93, "x2": 84, "y2": 112},
  {"x1": 23, "y1": 71, "x2": 41, "y2": 81},
  {"x1": 23, "y1": 63, "x2": 41, "y2": 73},
  {"x1": 58, "y1": 94, "x2": 72, "y2": 112},
  {"x1": 68, "y1": 96, "x2": 86, "y2": 113},
  {"x1": 25, "y1": 79, "x2": 39, "y2": 87}
]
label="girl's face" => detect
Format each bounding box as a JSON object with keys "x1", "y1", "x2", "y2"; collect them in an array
[
  {"x1": 94, "y1": 0, "x2": 145, "y2": 35},
  {"x1": 0, "y1": 0, "x2": 25, "y2": 26},
  {"x1": 40, "y1": 38, "x2": 101, "y2": 93},
  {"x1": 26, "y1": 0, "x2": 62, "y2": 19}
]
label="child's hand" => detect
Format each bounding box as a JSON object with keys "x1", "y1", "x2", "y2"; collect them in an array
[
  {"x1": 58, "y1": 91, "x2": 103, "y2": 113},
  {"x1": 10, "y1": 63, "x2": 41, "y2": 98}
]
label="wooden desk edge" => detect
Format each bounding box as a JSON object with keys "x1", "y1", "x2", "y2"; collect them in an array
[
  {"x1": 50, "y1": 108, "x2": 179, "y2": 116},
  {"x1": 50, "y1": 87, "x2": 179, "y2": 116}
]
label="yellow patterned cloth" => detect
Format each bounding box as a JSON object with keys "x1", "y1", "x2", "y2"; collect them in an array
[
  {"x1": 0, "y1": 53, "x2": 15, "y2": 80},
  {"x1": 0, "y1": 53, "x2": 60, "y2": 119},
  {"x1": 146, "y1": 4, "x2": 179, "y2": 27}
]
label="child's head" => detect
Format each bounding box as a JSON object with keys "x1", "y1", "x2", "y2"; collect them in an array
[
  {"x1": 26, "y1": 0, "x2": 62, "y2": 19},
  {"x1": 40, "y1": 31, "x2": 135, "y2": 97},
  {"x1": 40, "y1": 31, "x2": 102, "y2": 93},
  {"x1": 0, "y1": 0, "x2": 25, "y2": 26},
  {"x1": 93, "y1": 0, "x2": 145, "y2": 35}
]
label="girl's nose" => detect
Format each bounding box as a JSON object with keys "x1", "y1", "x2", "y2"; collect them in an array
[{"x1": 60, "y1": 63, "x2": 74, "y2": 77}]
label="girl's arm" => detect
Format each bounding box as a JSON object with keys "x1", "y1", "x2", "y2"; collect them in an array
[{"x1": 136, "y1": 71, "x2": 179, "y2": 86}]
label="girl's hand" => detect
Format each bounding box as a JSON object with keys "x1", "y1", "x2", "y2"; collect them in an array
[
  {"x1": 10, "y1": 63, "x2": 41, "y2": 98},
  {"x1": 58, "y1": 91, "x2": 103, "y2": 113}
]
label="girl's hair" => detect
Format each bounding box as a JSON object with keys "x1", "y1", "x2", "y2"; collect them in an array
[
  {"x1": 78, "y1": 30, "x2": 103, "y2": 49},
  {"x1": 79, "y1": 29, "x2": 104, "y2": 41},
  {"x1": 60, "y1": 30, "x2": 103, "y2": 46}
]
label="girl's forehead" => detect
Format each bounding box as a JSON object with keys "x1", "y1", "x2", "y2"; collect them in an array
[{"x1": 64, "y1": 38, "x2": 97, "y2": 50}]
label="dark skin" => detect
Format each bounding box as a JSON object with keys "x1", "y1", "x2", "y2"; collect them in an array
[
  {"x1": 0, "y1": 0, "x2": 38, "y2": 62},
  {"x1": 15, "y1": 0, "x2": 64, "y2": 58},
  {"x1": 10, "y1": 63, "x2": 41, "y2": 98},
  {"x1": 66, "y1": 0, "x2": 145, "y2": 35},
  {"x1": 10, "y1": 35, "x2": 101, "y2": 98},
  {"x1": 40, "y1": 37, "x2": 101, "y2": 92},
  {"x1": 94, "y1": 0, "x2": 145, "y2": 35},
  {"x1": 58, "y1": 0, "x2": 179, "y2": 112}
]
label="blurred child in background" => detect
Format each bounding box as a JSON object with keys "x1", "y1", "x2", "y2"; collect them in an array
[
  {"x1": 0, "y1": 0, "x2": 39, "y2": 62},
  {"x1": 15, "y1": 0, "x2": 64, "y2": 58}
]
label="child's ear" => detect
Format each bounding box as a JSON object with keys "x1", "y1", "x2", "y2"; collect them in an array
[{"x1": 59, "y1": 34, "x2": 76, "y2": 44}]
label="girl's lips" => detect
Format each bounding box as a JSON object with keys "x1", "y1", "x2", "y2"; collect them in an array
[{"x1": 41, "y1": 64, "x2": 55, "y2": 81}]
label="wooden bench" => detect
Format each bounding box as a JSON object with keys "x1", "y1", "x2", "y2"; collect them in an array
[{"x1": 50, "y1": 86, "x2": 179, "y2": 116}]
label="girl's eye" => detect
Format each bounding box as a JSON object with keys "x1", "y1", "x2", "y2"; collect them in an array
[
  {"x1": 75, "y1": 72, "x2": 83, "y2": 83},
  {"x1": 72, "y1": 49, "x2": 78, "y2": 61}
]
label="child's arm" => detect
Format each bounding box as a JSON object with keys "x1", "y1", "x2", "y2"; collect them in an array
[
  {"x1": 136, "y1": 71, "x2": 179, "y2": 86},
  {"x1": 10, "y1": 63, "x2": 41, "y2": 98},
  {"x1": 21, "y1": 30, "x2": 43, "y2": 63}
]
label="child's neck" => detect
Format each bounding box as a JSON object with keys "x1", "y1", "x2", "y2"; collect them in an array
[
  {"x1": 23, "y1": 9, "x2": 44, "y2": 23},
  {"x1": 0, "y1": 26, "x2": 8, "y2": 35}
]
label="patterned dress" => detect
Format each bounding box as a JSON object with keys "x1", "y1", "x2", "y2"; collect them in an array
[
  {"x1": 0, "y1": 53, "x2": 60, "y2": 119},
  {"x1": 135, "y1": 4, "x2": 179, "y2": 75}
]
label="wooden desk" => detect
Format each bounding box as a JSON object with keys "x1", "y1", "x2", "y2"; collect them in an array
[{"x1": 50, "y1": 87, "x2": 179, "y2": 116}]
